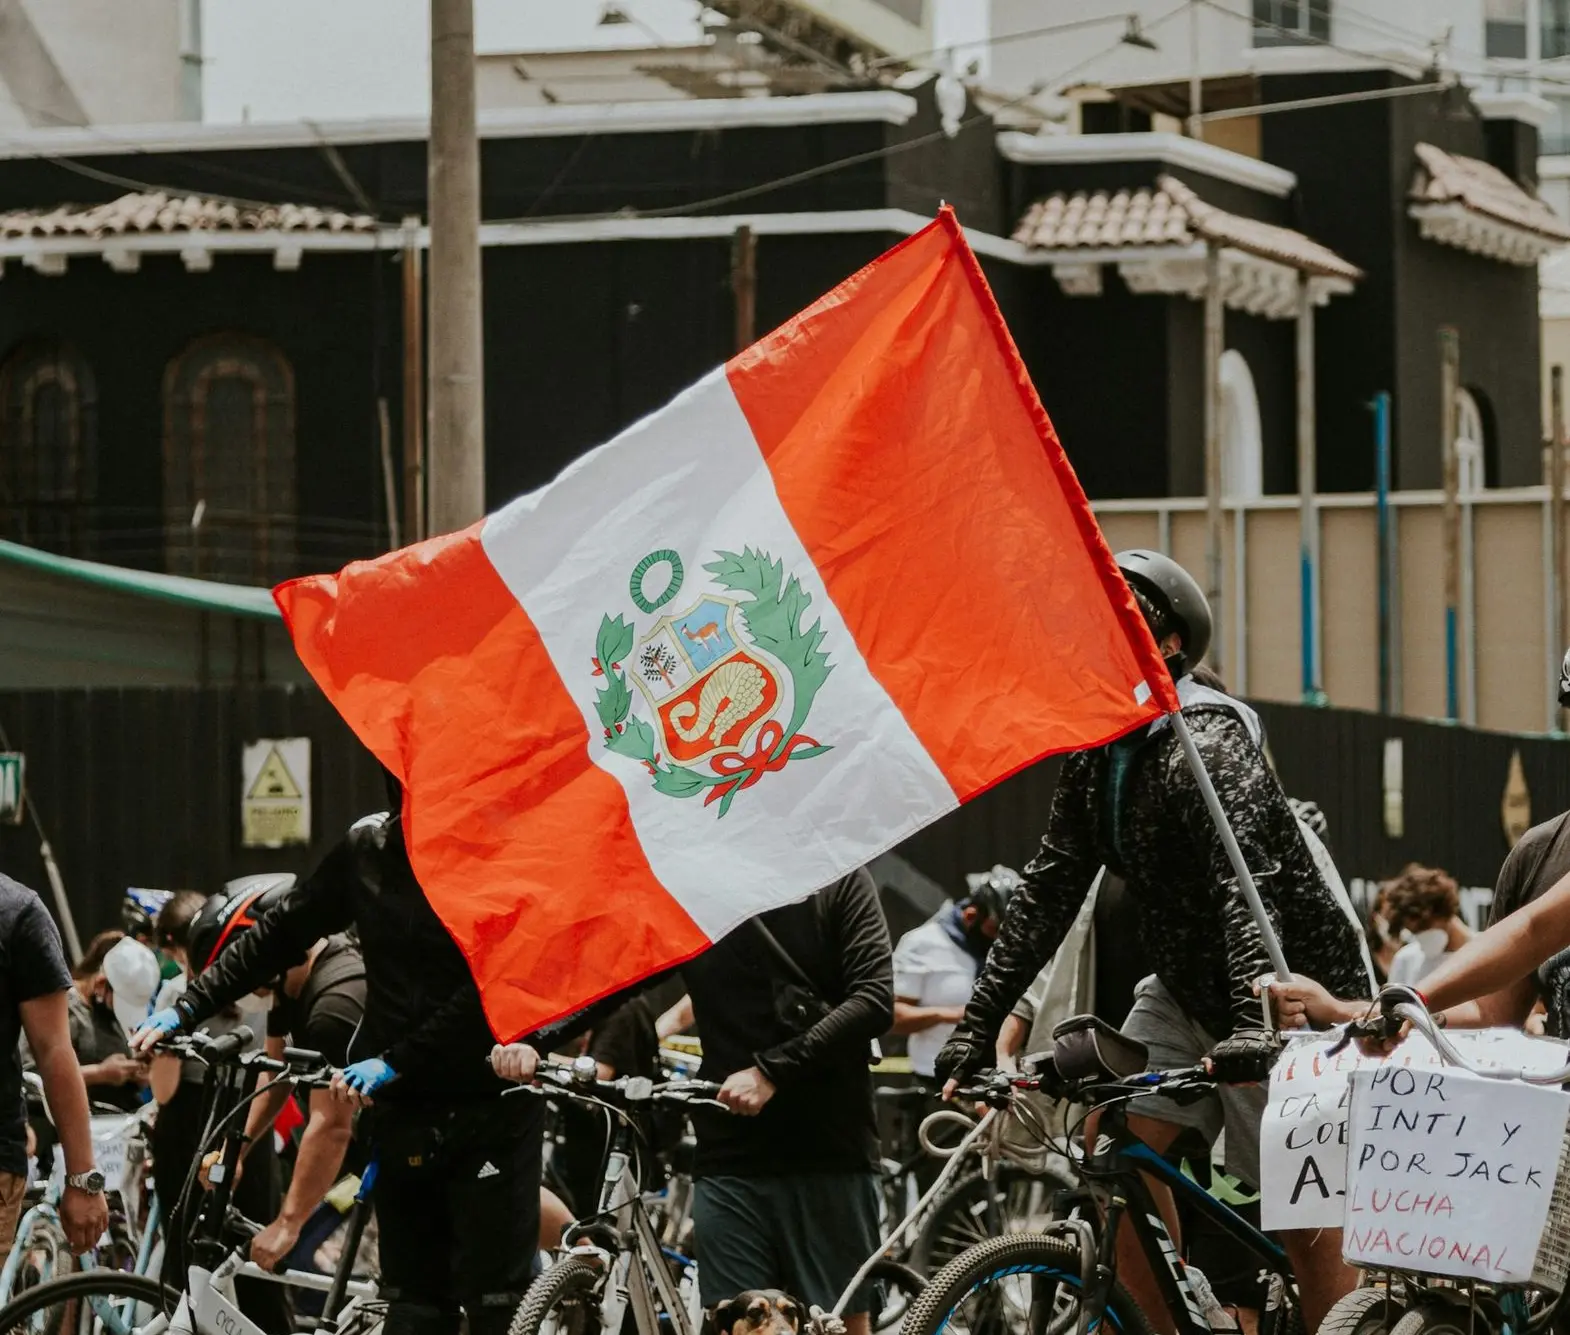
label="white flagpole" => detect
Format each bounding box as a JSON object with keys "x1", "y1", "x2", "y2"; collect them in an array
[{"x1": 1169, "y1": 710, "x2": 1292, "y2": 982}]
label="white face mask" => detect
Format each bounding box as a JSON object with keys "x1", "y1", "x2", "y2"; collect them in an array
[
  {"x1": 1412, "y1": 927, "x2": 1449, "y2": 955},
  {"x1": 236, "y1": 992, "x2": 274, "y2": 1016}
]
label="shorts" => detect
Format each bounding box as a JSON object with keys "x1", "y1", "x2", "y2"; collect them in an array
[
  {"x1": 1121, "y1": 975, "x2": 1265, "y2": 1188},
  {"x1": 693, "y1": 1173, "x2": 881, "y2": 1314}
]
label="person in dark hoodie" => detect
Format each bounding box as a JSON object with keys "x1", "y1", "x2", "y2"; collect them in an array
[{"x1": 136, "y1": 786, "x2": 540, "y2": 1335}]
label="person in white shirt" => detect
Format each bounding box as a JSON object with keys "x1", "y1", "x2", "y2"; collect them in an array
[
  {"x1": 1381, "y1": 862, "x2": 1472, "y2": 986},
  {"x1": 891, "y1": 867, "x2": 1021, "y2": 1080}
]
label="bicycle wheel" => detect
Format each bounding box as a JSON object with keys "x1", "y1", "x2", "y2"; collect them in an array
[
  {"x1": 0, "y1": 1271, "x2": 175, "y2": 1335},
  {"x1": 1320, "y1": 1287, "x2": 1408, "y2": 1335},
  {"x1": 900, "y1": 1232, "x2": 1152, "y2": 1335},
  {"x1": 6, "y1": 1217, "x2": 72, "y2": 1307},
  {"x1": 1388, "y1": 1304, "x2": 1479, "y2": 1335},
  {"x1": 507, "y1": 1255, "x2": 604, "y2": 1335},
  {"x1": 910, "y1": 1168, "x2": 1074, "y2": 1276},
  {"x1": 870, "y1": 1258, "x2": 926, "y2": 1335}
]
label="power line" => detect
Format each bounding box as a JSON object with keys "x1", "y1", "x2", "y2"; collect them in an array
[{"x1": 484, "y1": 2, "x2": 1196, "y2": 229}]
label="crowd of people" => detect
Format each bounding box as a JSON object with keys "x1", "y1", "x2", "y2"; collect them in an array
[{"x1": 1, "y1": 547, "x2": 1569, "y2": 1335}]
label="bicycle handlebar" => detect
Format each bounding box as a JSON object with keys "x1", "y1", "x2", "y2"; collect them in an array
[
  {"x1": 952, "y1": 1062, "x2": 1218, "y2": 1110},
  {"x1": 501, "y1": 1056, "x2": 726, "y2": 1108},
  {"x1": 1339, "y1": 998, "x2": 1570, "y2": 1085},
  {"x1": 153, "y1": 1030, "x2": 339, "y2": 1086}
]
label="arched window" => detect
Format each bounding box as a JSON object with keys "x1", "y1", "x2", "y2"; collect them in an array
[
  {"x1": 0, "y1": 340, "x2": 98, "y2": 556},
  {"x1": 1219, "y1": 349, "x2": 1264, "y2": 500},
  {"x1": 1454, "y1": 386, "x2": 1495, "y2": 495},
  {"x1": 163, "y1": 334, "x2": 296, "y2": 584}
]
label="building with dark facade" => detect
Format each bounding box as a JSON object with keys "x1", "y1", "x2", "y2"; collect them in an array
[{"x1": 0, "y1": 69, "x2": 1556, "y2": 590}]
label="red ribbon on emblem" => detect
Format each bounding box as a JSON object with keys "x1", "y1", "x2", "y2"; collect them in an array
[{"x1": 704, "y1": 720, "x2": 820, "y2": 807}]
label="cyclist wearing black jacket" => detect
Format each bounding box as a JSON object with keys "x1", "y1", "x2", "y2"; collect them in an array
[
  {"x1": 181, "y1": 877, "x2": 368, "y2": 1274},
  {"x1": 136, "y1": 810, "x2": 541, "y2": 1335},
  {"x1": 935, "y1": 551, "x2": 1371, "y2": 1334}
]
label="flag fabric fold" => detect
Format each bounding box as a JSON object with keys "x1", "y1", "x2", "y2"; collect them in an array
[{"x1": 276, "y1": 207, "x2": 1177, "y2": 1040}]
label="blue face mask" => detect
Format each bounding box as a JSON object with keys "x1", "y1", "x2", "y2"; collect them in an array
[{"x1": 943, "y1": 902, "x2": 992, "y2": 961}]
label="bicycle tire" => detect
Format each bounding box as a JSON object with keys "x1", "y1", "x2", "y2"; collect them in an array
[
  {"x1": 900, "y1": 1232, "x2": 1153, "y2": 1335},
  {"x1": 869, "y1": 1258, "x2": 926, "y2": 1335},
  {"x1": 0, "y1": 1271, "x2": 175, "y2": 1335},
  {"x1": 1320, "y1": 1287, "x2": 1407, "y2": 1335},
  {"x1": 507, "y1": 1255, "x2": 604, "y2": 1335},
  {"x1": 910, "y1": 1168, "x2": 1074, "y2": 1276},
  {"x1": 4, "y1": 1216, "x2": 72, "y2": 1305},
  {"x1": 1387, "y1": 1304, "x2": 1478, "y2": 1335}
]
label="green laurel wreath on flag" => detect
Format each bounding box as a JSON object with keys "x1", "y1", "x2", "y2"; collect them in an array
[{"x1": 591, "y1": 547, "x2": 834, "y2": 817}]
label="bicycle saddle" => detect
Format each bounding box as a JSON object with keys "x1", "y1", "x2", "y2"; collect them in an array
[{"x1": 1049, "y1": 1015, "x2": 1149, "y2": 1083}]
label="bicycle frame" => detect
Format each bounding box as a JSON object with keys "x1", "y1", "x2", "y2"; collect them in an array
[
  {"x1": 0, "y1": 1191, "x2": 63, "y2": 1298},
  {"x1": 162, "y1": 1042, "x2": 378, "y2": 1335},
  {"x1": 571, "y1": 1119, "x2": 700, "y2": 1335},
  {"x1": 1072, "y1": 1099, "x2": 1290, "y2": 1335}
]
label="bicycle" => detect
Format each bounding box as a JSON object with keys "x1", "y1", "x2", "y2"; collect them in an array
[
  {"x1": 2, "y1": 1074, "x2": 164, "y2": 1311},
  {"x1": 506, "y1": 1055, "x2": 720, "y2": 1335},
  {"x1": 509, "y1": 1058, "x2": 924, "y2": 1335},
  {"x1": 1317, "y1": 997, "x2": 1570, "y2": 1335},
  {"x1": 0, "y1": 1027, "x2": 380, "y2": 1335},
  {"x1": 899, "y1": 1015, "x2": 1300, "y2": 1335}
]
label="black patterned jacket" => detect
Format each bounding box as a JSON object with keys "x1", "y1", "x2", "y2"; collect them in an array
[{"x1": 951, "y1": 701, "x2": 1373, "y2": 1051}]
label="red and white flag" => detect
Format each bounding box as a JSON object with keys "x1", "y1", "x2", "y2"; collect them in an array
[{"x1": 276, "y1": 209, "x2": 1177, "y2": 1039}]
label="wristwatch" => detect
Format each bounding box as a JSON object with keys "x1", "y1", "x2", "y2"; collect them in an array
[{"x1": 65, "y1": 1169, "x2": 105, "y2": 1194}]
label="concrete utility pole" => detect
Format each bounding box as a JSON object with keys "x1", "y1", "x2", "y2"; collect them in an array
[
  {"x1": 1440, "y1": 327, "x2": 1461, "y2": 721},
  {"x1": 1203, "y1": 243, "x2": 1225, "y2": 676},
  {"x1": 1550, "y1": 365, "x2": 1566, "y2": 731},
  {"x1": 427, "y1": 0, "x2": 485, "y2": 534}
]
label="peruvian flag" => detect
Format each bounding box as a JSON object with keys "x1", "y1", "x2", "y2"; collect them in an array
[{"x1": 276, "y1": 209, "x2": 1177, "y2": 1040}]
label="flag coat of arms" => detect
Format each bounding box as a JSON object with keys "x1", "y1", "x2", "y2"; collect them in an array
[{"x1": 277, "y1": 208, "x2": 1178, "y2": 1040}]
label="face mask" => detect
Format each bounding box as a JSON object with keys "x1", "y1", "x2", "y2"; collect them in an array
[{"x1": 1413, "y1": 927, "x2": 1449, "y2": 956}]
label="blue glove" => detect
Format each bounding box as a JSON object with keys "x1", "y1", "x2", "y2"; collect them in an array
[
  {"x1": 340, "y1": 1057, "x2": 397, "y2": 1098},
  {"x1": 133, "y1": 1008, "x2": 183, "y2": 1050}
]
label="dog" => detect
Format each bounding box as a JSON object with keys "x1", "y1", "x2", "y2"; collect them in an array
[{"x1": 711, "y1": 1290, "x2": 804, "y2": 1335}]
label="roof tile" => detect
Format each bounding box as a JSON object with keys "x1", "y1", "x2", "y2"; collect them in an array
[
  {"x1": 1014, "y1": 175, "x2": 1362, "y2": 281},
  {"x1": 0, "y1": 191, "x2": 377, "y2": 239}
]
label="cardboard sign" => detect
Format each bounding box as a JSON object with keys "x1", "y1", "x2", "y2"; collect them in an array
[
  {"x1": 1344, "y1": 1064, "x2": 1570, "y2": 1285},
  {"x1": 1260, "y1": 1028, "x2": 1569, "y2": 1231}
]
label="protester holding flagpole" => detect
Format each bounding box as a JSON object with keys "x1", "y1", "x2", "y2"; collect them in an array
[{"x1": 935, "y1": 552, "x2": 1373, "y2": 1333}]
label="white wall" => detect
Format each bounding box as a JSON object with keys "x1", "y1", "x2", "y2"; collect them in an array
[
  {"x1": 201, "y1": 0, "x2": 705, "y2": 124},
  {"x1": 0, "y1": 0, "x2": 185, "y2": 127},
  {"x1": 984, "y1": 0, "x2": 1490, "y2": 105}
]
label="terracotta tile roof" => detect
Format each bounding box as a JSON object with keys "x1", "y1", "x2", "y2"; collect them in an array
[
  {"x1": 1409, "y1": 142, "x2": 1570, "y2": 242},
  {"x1": 0, "y1": 191, "x2": 377, "y2": 239},
  {"x1": 1013, "y1": 173, "x2": 1362, "y2": 281}
]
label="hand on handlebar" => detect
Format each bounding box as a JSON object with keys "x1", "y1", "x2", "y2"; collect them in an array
[
  {"x1": 934, "y1": 1034, "x2": 986, "y2": 1101},
  {"x1": 331, "y1": 1057, "x2": 397, "y2": 1108},
  {"x1": 1204, "y1": 1029, "x2": 1279, "y2": 1084},
  {"x1": 489, "y1": 1042, "x2": 540, "y2": 1084},
  {"x1": 131, "y1": 1008, "x2": 185, "y2": 1054},
  {"x1": 717, "y1": 1065, "x2": 775, "y2": 1116}
]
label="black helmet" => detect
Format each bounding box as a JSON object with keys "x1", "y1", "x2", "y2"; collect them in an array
[
  {"x1": 187, "y1": 873, "x2": 296, "y2": 975},
  {"x1": 121, "y1": 887, "x2": 168, "y2": 940},
  {"x1": 1559, "y1": 646, "x2": 1570, "y2": 708},
  {"x1": 965, "y1": 865, "x2": 1023, "y2": 923},
  {"x1": 1115, "y1": 549, "x2": 1213, "y2": 675}
]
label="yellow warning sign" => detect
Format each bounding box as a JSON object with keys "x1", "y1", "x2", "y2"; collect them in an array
[
  {"x1": 247, "y1": 747, "x2": 303, "y2": 801},
  {"x1": 242, "y1": 738, "x2": 311, "y2": 848}
]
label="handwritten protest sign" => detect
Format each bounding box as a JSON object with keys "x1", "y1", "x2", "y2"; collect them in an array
[
  {"x1": 1260, "y1": 1029, "x2": 1568, "y2": 1232},
  {"x1": 1344, "y1": 1064, "x2": 1570, "y2": 1286}
]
